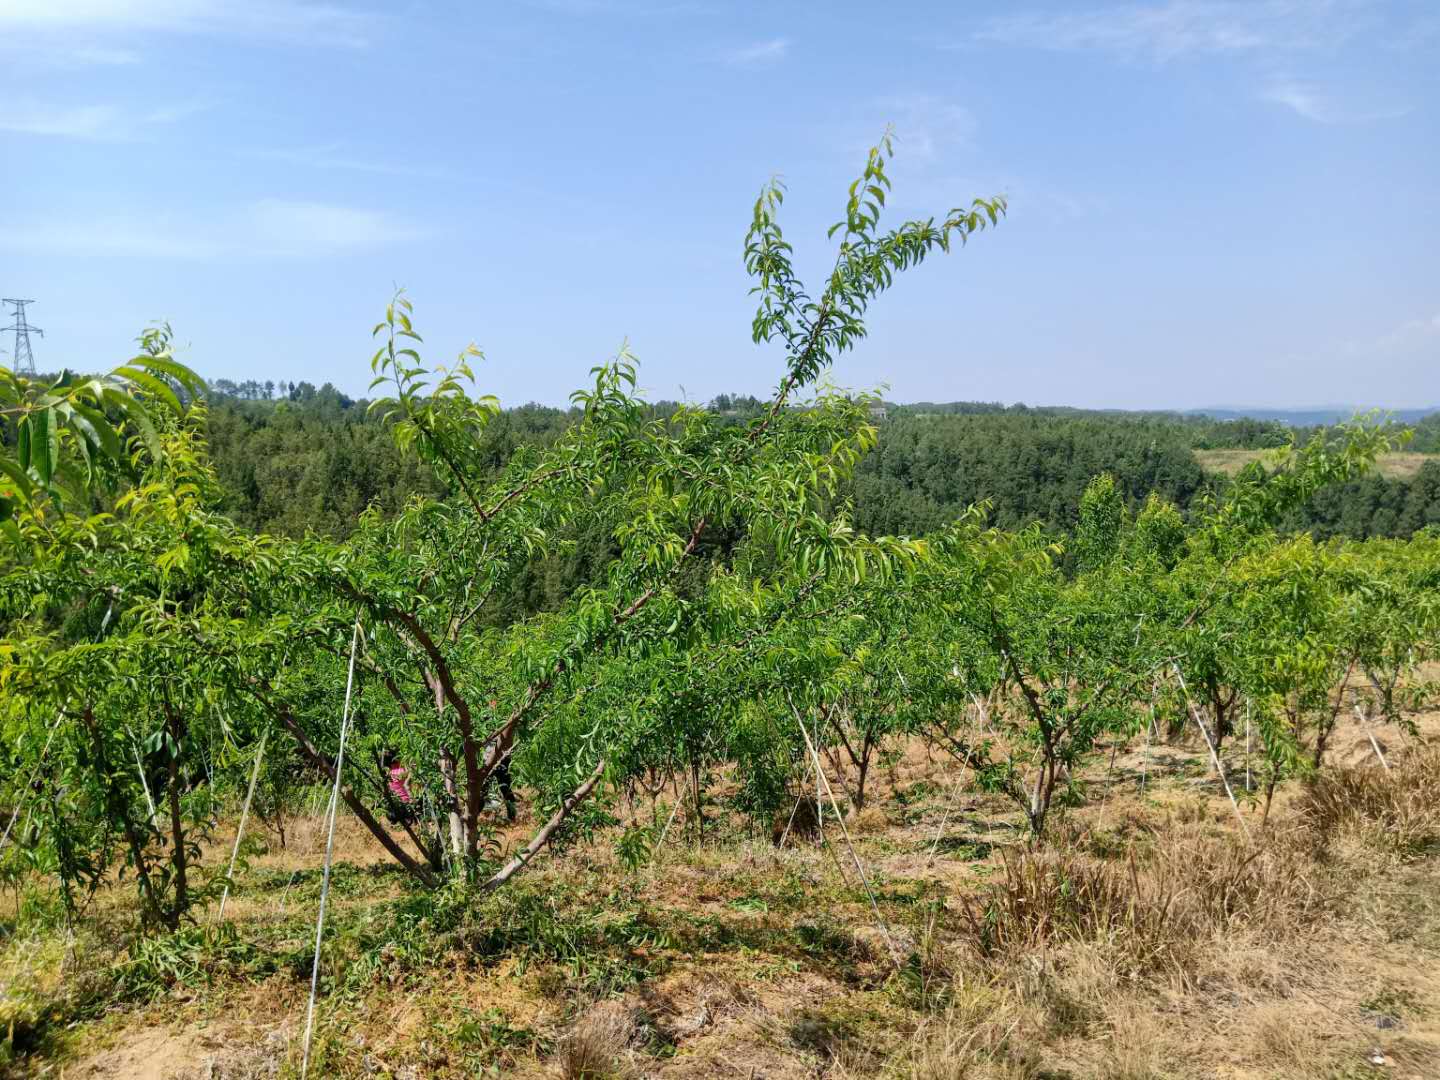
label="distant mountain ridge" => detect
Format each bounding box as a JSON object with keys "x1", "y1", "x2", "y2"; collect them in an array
[
  {"x1": 1181, "y1": 406, "x2": 1440, "y2": 426},
  {"x1": 893, "y1": 401, "x2": 1439, "y2": 427}
]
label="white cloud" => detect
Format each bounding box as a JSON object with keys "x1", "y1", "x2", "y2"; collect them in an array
[
  {"x1": 1260, "y1": 80, "x2": 1329, "y2": 121},
  {"x1": 873, "y1": 96, "x2": 976, "y2": 161},
  {"x1": 243, "y1": 142, "x2": 450, "y2": 178},
  {"x1": 1260, "y1": 79, "x2": 1409, "y2": 123},
  {"x1": 246, "y1": 199, "x2": 422, "y2": 257},
  {"x1": 722, "y1": 38, "x2": 788, "y2": 65},
  {"x1": 0, "y1": 103, "x2": 124, "y2": 139},
  {"x1": 0, "y1": 0, "x2": 375, "y2": 47},
  {"x1": 971, "y1": 1, "x2": 1374, "y2": 61},
  {"x1": 1342, "y1": 312, "x2": 1440, "y2": 356},
  {"x1": 0, "y1": 97, "x2": 210, "y2": 141},
  {"x1": 0, "y1": 200, "x2": 424, "y2": 259}
]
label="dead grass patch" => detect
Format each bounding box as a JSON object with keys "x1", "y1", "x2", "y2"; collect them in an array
[
  {"x1": 960, "y1": 830, "x2": 1326, "y2": 979},
  {"x1": 1300, "y1": 743, "x2": 1440, "y2": 858}
]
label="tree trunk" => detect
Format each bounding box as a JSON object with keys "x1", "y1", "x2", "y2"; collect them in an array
[
  {"x1": 277, "y1": 710, "x2": 437, "y2": 886},
  {"x1": 82, "y1": 706, "x2": 167, "y2": 928},
  {"x1": 853, "y1": 734, "x2": 874, "y2": 810},
  {"x1": 438, "y1": 747, "x2": 466, "y2": 859},
  {"x1": 482, "y1": 759, "x2": 606, "y2": 893}
]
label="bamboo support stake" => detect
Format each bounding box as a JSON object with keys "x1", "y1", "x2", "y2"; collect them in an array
[
  {"x1": 655, "y1": 775, "x2": 690, "y2": 851},
  {"x1": 926, "y1": 695, "x2": 987, "y2": 861},
  {"x1": 1355, "y1": 704, "x2": 1390, "y2": 773},
  {"x1": 1244, "y1": 698, "x2": 1253, "y2": 793},
  {"x1": 0, "y1": 716, "x2": 63, "y2": 860},
  {"x1": 277, "y1": 869, "x2": 300, "y2": 916},
  {"x1": 776, "y1": 789, "x2": 806, "y2": 849},
  {"x1": 301, "y1": 621, "x2": 361, "y2": 1080},
  {"x1": 787, "y1": 694, "x2": 901, "y2": 974},
  {"x1": 133, "y1": 739, "x2": 158, "y2": 824},
  {"x1": 1140, "y1": 681, "x2": 1157, "y2": 795},
  {"x1": 218, "y1": 728, "x2": 269, "y2": 921},
  {"x1": 1172, "y1": 665, "x2": 1249, "y2": 841}
]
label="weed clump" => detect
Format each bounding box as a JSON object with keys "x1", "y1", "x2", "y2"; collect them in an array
[
  {"x1": 555, "y1": 1000, "x2": 636, "y2": 1079},
  {"x1": 1300, "y1": 744, "x2": 1440, "y2": 857},
  {"x1": 960, "y1": 831, "x2": 1324, "y2": 974}
]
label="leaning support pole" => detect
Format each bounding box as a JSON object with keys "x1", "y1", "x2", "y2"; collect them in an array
[
  {"x1": 0, "y1": 715, "x2": 63, "y2": 860},
  {"x1": 217, "y1": 727, "x2": 269, "y2": 921},
  {"x1": 654, "y1": 774, "x2": 690, "y2": 851},
  {"x1": 133, "y1": 739, "x2": 158, "y2": 824},
  {"x1": 1172, "y1": 665, "x2": 1250, "y2": 841},
  {"x1": 787, "y1": 693, "x2": 901, "y2": 974},
  {"x1": 1355, "y1": 704, "x2": 1391, "y2": 773},
  {"x1": 926, "y1": 694, "x2": 987, "y2": 862},
  {"x1": 1245, "y1": 698, "x2": 1253, "y2": 792},
  {"x1": 300, "y1": 622, "x2": 361, "y2": 1080}
]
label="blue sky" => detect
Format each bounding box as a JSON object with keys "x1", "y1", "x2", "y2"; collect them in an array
[{"x1": 1, "y1": 1, "x2": 1436, "y2": 410}]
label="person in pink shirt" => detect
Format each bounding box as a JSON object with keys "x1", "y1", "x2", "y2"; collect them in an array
[{"x1": 380, "y1": 748, "x2": 415, "y2": 824}]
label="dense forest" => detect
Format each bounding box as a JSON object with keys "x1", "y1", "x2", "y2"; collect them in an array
[{"x1": 204, "y1": 379, "x2": 1440, "y2": 548}]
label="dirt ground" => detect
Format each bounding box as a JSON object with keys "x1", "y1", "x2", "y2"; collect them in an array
[{"x1": 5, "y1": 704, "x2": 1440, "y2": 1080}]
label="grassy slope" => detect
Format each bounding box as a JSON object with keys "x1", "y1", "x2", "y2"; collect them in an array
[
  {"x1": 1195, "y1": 449, "x2": 1435, "y2": 480},
  {"x1": 4, "y1": 712, "x2": 1440, "y2": 1080}
]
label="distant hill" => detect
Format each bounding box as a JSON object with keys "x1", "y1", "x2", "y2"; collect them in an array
[
  {"x1": 892, "y1": 401, "x2": 1440, "y2": 427},
  {"x1": 1183, "y1": 406, "x2": 1440, "y2": 426}
]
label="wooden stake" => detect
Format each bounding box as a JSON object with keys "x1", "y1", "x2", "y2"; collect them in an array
[
  {"x1": 133, "y1": 739, "x2": 158, "y2": 824},
  {"x1": 655, "y1": 775, "x2": 690, "y2": 851},
  {"x1": 1244, "y1": 699, "x2": 1253, "y2": 793},
  {"x1": 1140, "y1": 680, "x2": 1156, "y2": 795},
  {"x1": 926, "y1": 695, "x2": 987, "y2": 862}
]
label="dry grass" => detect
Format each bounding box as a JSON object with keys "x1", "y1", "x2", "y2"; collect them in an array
[
  {"x1": 554, "y1": 1001, "x2": 637, "y2": 1079},
  {"x1": 9, "y1": 710, "x2": 1440, "y2": 1080},
  {"x1": 1300, "y1": 743, "x2": 1440, "y2": 857},
  {"x1": 959, "y1": 829, "x2": 1325, "y2": 978}
]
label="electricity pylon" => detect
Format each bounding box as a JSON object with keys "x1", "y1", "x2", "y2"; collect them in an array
[{"x1": 2, "y1": 299, "x2": 43, "y2": 375}]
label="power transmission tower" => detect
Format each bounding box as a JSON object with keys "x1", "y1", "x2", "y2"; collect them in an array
[{"x1": 2, "y1": 299, "x2": 43, "y2": 375}]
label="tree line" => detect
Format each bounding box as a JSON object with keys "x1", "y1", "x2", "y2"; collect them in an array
[{"x1": 201, "y1": 384, "x2": 1440, "y2": 548}]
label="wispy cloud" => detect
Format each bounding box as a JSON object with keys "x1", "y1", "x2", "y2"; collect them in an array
[
  {"x1": 722, "y1": 37, "x2": 788, "y2": 65},
  {"x1": 971, "y1": 1, "x2": 1374, "y2": 61},
  {"x1": 0, "y1": 99, "x2": 209, "y2": 140},
  {"x1": 242, "y1": 142, "x2": 451, "y2": 178},
  {"x1": 0, "y1": 103, "x2": 122, "y2": 139},
  {"x1": 1261, "y1": 80, "x2": 1330, "y2": 121},
  {"x1": 0, "y1": 200, "x2": 425, "y2": 259},
  {"x1": 525, "y1": 0, "x2": 711, "y2": 16},
  {"x1": 0, "y1": 0, "x2": 376, "y2": 48},
  {"x1": 1260, "y1": 79, "x2": 1409, "y2": 123},
  {"x1": 1346, "y1": 312, "x2": 1440, "y2": 354},
  {"x1": 872, "y1": 95, "x2": 976, "y2": 161}
]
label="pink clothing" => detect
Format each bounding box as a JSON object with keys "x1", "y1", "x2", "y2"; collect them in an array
[{"x1": 387, "y1": 764, "x2": 413, "y2": 804}]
